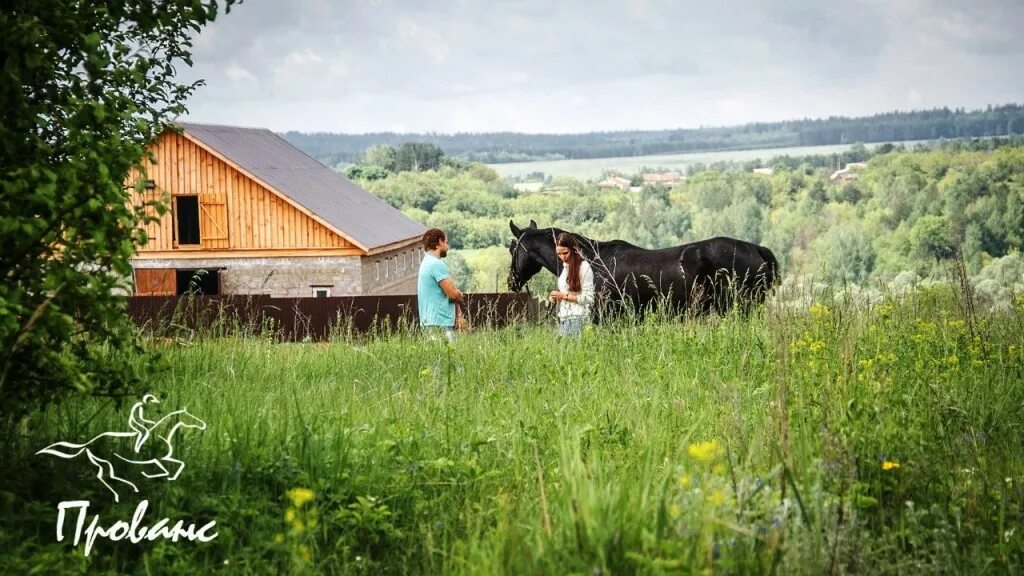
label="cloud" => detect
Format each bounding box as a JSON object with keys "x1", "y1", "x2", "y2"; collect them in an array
[
  {"x1": 177, "y1": 0, "x2": 1024, "y2": 133},
  {"x1": 396, "y1": 19, "x2": 450, "y2": 64},
  {"x1": 225, "y1": 64, "x2": 257, "y2": 84},
  {"x1": 283, "y1": 49, "x2": 324, "y2": 67}
]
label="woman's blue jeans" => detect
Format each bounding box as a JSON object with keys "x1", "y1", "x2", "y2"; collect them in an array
[{"x1": 558, "y1": 316, "x2": 584, "y2": 337}]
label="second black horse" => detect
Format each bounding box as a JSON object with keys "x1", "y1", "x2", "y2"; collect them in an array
[{"x1": 507, "y1": 220, "x2": 779, "y2": 317}]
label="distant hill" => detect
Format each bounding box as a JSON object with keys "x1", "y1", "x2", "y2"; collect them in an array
[{"x1": 282, "y1": 104, "x2": 1024, "y2": 168}]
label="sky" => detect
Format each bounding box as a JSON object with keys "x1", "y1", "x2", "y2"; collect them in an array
[{"x1": 179, "y1": 0, "x2": 1024, "y2": 134}]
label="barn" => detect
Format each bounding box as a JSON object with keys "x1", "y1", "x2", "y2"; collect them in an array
[{"x1": 127, "y1": 122, "x2": 426, "y2": 297}]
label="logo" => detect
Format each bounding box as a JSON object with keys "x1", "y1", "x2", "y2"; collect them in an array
[
  {"x1": 37, "y1": 395, "x2": 216, "y2": 556},
  {"x1": 37, "y1": 394, "x2": 206, "y2": 502}
]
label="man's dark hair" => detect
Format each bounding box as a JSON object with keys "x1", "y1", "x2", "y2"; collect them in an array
[{"x1": 423, "y1": 228, "x2": 446, "y2": 250}]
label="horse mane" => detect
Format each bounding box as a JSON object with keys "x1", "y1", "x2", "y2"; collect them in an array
[{"x1": 528, "y1": 227, "x2": 642, "y2": 253}]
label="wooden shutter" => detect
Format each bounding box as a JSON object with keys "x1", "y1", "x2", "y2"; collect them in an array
[
  {"x1": 200, "y1": 193, "x2": 228, "y2": 239},
  {"x1": 135, "y1": 269, "x2": 176, "y2": 296}
]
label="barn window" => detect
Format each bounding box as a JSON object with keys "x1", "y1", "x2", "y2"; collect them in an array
[
  {"x1": 175, "y1": 196, "x2": 200, "y2": 245},
  {"x1": 393, "y1": 256, "x2": 399, "y2": 274},
  {"x1": 311, "y1": 286, "x2": 331, "y2": 298},
  {"x1": 374, "y1": 261, "x2": 380, "y2": 281},
  {"x1": 384, "y1": 258, "x2": 390, "y2": 280}
]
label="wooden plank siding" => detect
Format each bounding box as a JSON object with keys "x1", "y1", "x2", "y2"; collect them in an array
[{"x1": 127, "y1": 131, "x2": 358, "y2": 255}]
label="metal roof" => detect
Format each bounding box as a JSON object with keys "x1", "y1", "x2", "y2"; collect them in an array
[{"x1": 176, "y1": 122, "x2": 425, "y2": 252}]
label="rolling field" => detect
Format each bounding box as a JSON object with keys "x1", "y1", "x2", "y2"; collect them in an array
[{"x1": 1, "y1": 286, "x2": 1022, "y2": 574}]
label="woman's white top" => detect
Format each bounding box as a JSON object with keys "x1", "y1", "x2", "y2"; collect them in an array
[{"x1": 557, "y1": 259, "x2": 595, "y2": 319}]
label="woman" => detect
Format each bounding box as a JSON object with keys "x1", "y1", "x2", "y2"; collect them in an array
[{"x1": 548, "y1": 233, "x2": 595, "y2": 337}]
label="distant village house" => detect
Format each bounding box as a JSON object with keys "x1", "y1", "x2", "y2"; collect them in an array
[
  {"x1": 128, "y1": 123, "x2": 426, "y2": 297},
  {"x1": 829, "y1": 162, "x2": 867, "y2": 182},
  {"x1": 597, "y1": 175, "x2": 631, "y2": 190},
  {"x1": 641, "y1": 171, "x2": 684, "y2": 187},
  {"x1": 512, "y1": 182, "x2": 545, "y2": 193}
]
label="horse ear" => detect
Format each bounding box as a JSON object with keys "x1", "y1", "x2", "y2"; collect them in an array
[
  {"x1": 510, "y1": 220, "x2": 522, "y2": 237},
  {"x1": 529, "y1": 220, "x2": 538, "y2": 229}
]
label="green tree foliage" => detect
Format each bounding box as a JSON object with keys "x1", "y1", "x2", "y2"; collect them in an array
[
  {"x1": 396, "y1": 142, "x2": 444, "y2": 172},
  {"x1": 812, "y1": 221, "x2": 877, "y2": 283},
  {"x1": 0, "y1": 0, "x2": 234, "y2": 416},
  {"x1": 353, "y1": 139, "x2": 1024, "y2": 293},
  {"x1": 344, "y1": 163, "x2": 389, "y2": 182},
  {"x1": 362, "y1": 144, "x2": 398, "y2": 172},
  {"x1": 912, "y1": 215, "x2": 955, "y2": 260}
]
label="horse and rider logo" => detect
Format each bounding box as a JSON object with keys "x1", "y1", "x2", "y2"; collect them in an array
[{"x1": 36, "y1": 395, "x2": 207, "y2": 503}]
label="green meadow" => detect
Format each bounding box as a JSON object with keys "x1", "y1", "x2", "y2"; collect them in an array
[{"x1": 2, "y1": 286, "x2": 1023, "y2": 575}]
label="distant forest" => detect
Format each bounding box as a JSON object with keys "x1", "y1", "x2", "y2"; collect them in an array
[{"x1": 283, "y1": 104, "x2": 1024, "y2": 167}]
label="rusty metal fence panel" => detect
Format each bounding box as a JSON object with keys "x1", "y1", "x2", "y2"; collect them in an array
[{"x1": 126, "y1": 293, "x2": 538, "y2": 341}]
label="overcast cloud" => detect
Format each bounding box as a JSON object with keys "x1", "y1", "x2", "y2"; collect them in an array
[{"x1": 179, "y1": 0, "x2": 1024, "y2": 133}]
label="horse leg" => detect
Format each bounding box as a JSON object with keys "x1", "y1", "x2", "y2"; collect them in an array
[
  {"x1": 162, "y1": 456, "x2": 187, "y2": 481},
  {"x1": 86, "y1": 450, "x2": 138, "y2": 503},
  {"x1": 141, "y1": 460, "x2": 171, "y2": 479},
  {"x1": 113, "y1": 452, "x2": 171, "y2": 478}
]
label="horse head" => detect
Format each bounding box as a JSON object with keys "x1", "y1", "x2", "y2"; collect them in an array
[
  {"x1": 507, "y1": 219, "x2": 552, "y2": 291},
  {"x1": 153, "y1": 408, "x2": 208, "y2": 439},
  {"x1": 175, "y1": 409, "x2": 207, "y2": 431}
]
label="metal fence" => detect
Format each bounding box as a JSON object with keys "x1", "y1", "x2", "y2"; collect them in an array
[{"x1": 126, "y1": 293, "x2": 539, "y2": 341}]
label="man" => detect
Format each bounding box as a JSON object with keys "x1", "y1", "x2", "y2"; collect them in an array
[
  {"x1": 417, "y1": 228, "x2": 466, "y2": 340},
  {"x1": 127, "y1": 394, "x2": 160, "y2": 452}
]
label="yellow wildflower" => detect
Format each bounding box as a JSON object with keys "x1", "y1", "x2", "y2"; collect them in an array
[
  {"x1": 273, "y1": 533, "x2": 284, "y2": 544},
  {"x1": 809, "y1": 303, "x2": 832, "y2": 318},
  {"x1": 882, "y1": 460, "x2": 900, "y2": 471},
  {"x1": 709, "y1": 490, "x2": 726, "y2": 507},
  {"x1": 669, "y1": 504, "x2": 682, "y2": 518},
  {"x1": 687, "y1": 440, "x2": 724, "y2": 463},
  {"x1": 677, "y1": 474, "x2": 691, "y2": 488},
  {"x1": 287, "y1": 487, "x2": 316, "y2": 508},
  {"x1": 298, "y1": 545, "x2": 312, "y2": 562}
]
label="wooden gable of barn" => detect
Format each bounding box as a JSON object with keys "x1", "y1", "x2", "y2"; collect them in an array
[{"x1": 128, "y1": 130, "x2": 361, "y2": 258}]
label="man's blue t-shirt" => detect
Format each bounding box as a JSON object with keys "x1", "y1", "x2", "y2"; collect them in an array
[{"x1": 417, "y1": 253, "x2": 455, "y2": 327}]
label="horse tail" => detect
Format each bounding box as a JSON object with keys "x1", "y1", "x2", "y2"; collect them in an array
[{"x1": 36, "y1": 441, "x2": 89, "y2": 459}]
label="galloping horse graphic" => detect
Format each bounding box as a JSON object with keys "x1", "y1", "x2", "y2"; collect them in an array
[{"x1": 37, "y1": 395, "x2": 207, "y2": 502}]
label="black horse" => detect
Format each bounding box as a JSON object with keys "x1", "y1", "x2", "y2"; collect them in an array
[{"x1": 507, "y1": 220, "x2": 779, "y2": 317}]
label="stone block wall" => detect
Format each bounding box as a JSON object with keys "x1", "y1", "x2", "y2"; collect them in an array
[
  {"x1": 361, "y1": 245, "x2": 423, "y2": 295},
  {"x1": 132, "y1": 256, "x2": 363, "y2": 297}
]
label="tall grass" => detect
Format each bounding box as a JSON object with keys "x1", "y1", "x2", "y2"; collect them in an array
[{"x1": 1, "y1": 285, "x2": 1022, "y2": 574}]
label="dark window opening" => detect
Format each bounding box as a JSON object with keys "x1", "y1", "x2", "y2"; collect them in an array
[
  {"x1": 176, "y1": 196, "x2": 201, "y2": 245},
  {"x1": 176, "y1": 269, "x2": 220, "y2": 295}
]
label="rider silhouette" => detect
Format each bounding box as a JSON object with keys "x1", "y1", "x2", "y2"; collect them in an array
[{"x1": 127, "y1": 394, "x2": 160, "y2": 453}]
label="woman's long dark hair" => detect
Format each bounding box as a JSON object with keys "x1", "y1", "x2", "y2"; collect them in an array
[{"x1": 556, "y1": 233, "x2": 583, "y2": 292}]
